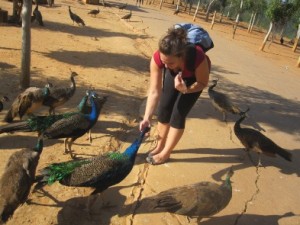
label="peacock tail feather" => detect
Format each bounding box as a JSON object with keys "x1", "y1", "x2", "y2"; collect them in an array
[
  {"x1": 26, "y1": 112, "x2": 77, "y2": 132},
  {"x1": 43, "y1": 160, "x2": 90, "y2": 185},
  {"x1": 107, "y1": 151, "x2": 129, "y2": 161}
]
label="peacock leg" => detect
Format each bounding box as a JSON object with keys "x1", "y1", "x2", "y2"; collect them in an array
[
  {"x1": 68, "y1": 137, "x2": 77, "y2": 158},
  {"x1": 64, "y1": 138, "x2": 69, "y2": 153},
  {"x1": 257, "y1": 154, "x2": 263, "y2": 167},
  {"x1": 88, "y1": 129, "x2": 92, "y2": 143},
  {"x1": 197, "y1": 217, "x2": 202, "y2": 223},
  {"x1": 222, "y1": 111, "x2": 228, "y2": 123},
  {"x1": 86, "y1": 130, "x2": 92, "y2": 142}
]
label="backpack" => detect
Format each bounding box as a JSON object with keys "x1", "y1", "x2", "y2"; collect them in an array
[{"x1": 174, "y1": 23, "x2": 214, "y2": 52}]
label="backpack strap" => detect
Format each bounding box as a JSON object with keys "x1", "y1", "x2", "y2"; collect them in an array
[{"x1": 185, "y1": 44, "x2": 197, "y2": 73}]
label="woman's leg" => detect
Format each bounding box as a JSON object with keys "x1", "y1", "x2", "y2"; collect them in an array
[
  {"x1": 149, "y1": 71, "x2": 178, "y2": 155},
  {"x1": 149, "y1": 126, "x2": 184, "y2": 164},
  {"x1": 149, "y1": 122, "x2": 170, "y2": 155}
]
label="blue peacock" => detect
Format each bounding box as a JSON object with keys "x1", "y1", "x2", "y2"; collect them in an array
[
  {"x1": 39, "y1": 126, "x2": 150, "y2": 194},
  {"x1": 39, "y1": 91, "x2": 107, "y2": 158}
]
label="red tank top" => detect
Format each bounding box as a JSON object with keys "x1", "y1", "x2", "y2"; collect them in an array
[{"x1": 153, "y1": 45, "x2": 210, "y2": 78}]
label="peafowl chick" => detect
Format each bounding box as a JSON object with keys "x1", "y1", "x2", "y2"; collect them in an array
[
  {"x1": 40, "y1": 91, "x2": 107, "y2": 158},
  {"x1": 0, "y1": 96, "x2": 9, "y2": 112},
  {"x1": 0, "y1": 91, "x2": 90, "y2": 135},
  {"x1": 4, "y1": 86, "x2": 50, "y2": 123},
  {"x1": 42, "y1": 71, "x2": 78, "y2": 115},
  {"x1": 234, "y1": 108, "x2": 292, "y2": 167},
  {"x1": 88, "y1": 8, "x2": 100, "y2": 17},
  {"x1": 68, "y1": 6, "x2": 85, "y2": 26},
  {"x1": 33, "y1": 4, "x2": 44, "y2": 26},
  {"x1": 0, "y1": 138, "x2": 43, "y2": 223},
  {"x1": 208, "y1": 79, "x2": 241, "y2": 122},
  {"x1": 138, "y1": 167, "x2": 234, "y2": 223},
  {"x1": 39, "y1": 127, "x2": 150, "y2": 195},
  {"x1": 121, "y1": 11, "x2": 132, "y2": 21}
]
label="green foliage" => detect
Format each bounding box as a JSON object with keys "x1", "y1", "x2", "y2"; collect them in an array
[
  {"x1": 244, "y1": 0, "x2": 267, "y2": 13},
  {"x1": 266, "y1": 0, "x2": 299, "y2": 23},
  {"x1": 219, "y1": 0, "x2": 227, "y2": 8}
]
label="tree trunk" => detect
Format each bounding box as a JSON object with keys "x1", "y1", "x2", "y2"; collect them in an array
[
  {"x1": 232, "y1": 13, "x2": 240, "y2": 39},
  {"x1": 249, "y1": 12, "x2": 257, "y2": 33},
  {"x1": 226, "y1": 1, "x2": 232, "y2": 18},
  {"x1": 219, "y1": 10, "x2": 224, "y2": 23},
  {"x1": 205, "y1": 0, "x2": 216, "y2": 22},
  {"x1": 176, "y1": 0, "x2": 180, "y2": 10},
  {"x1": 232, "y1": 0, "x2": 243, "y2": 39},
  {"x1": 292, "y1": 24, "x2": 300, "y2": 52},
  {"x1": 247, "y1": 12, "x2": 254, "y2": 32},
  {"x1": 20, "y1": 0, "x2": 32, "y2": 89},
  {"x1": 260, "y1": 22, "x2": 273, "y2": 51},
  {"x1": 188, "y1": 0, "x2": 192, "y2": 15},
  {"x1": 211, "y1": 10, "x2": 216, "y2": 29},
  {"x1": 193, "y1": 0, "x2": 201, "y2": 21},
  {"x1": 159, "y1": 0, "x2": 164, "y2": 9}
]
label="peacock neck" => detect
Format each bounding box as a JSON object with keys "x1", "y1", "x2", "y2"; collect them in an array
[
  {"x1": 88, "y1": 96, "x2": 97, "y2": 121},
  {"x1": 235, "y1": 116, "x2": 245, "y2": 130},
  {"x1": 43, "y1": 87, "x2": 50, "y2": 96},
  {"x1": 69, "y1": 76, "x2": 76, "y2": 95},
  {"x1": 77, "y1": 95, "x2": 88, "y2": 112},
  {"x1": 224, "y1": 175, "x2": 232, "y2": 189},
  {"x1": 208, "y1": 83, "x2": 217, "y2": 91},
  {"x1": 123, "y1": 146, "x2": 138, "y2": 161},
  {"x1": 33, "y1": 138, "x2": 43, "y2": 153}
]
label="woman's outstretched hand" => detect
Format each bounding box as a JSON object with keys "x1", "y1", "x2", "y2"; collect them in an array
[{"x1": 139, "y1": 119, "x2": 151, "y2": 136}]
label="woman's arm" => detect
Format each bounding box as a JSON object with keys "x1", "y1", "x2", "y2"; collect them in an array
[
  {"x1": 185, "y1": 56, "x2": 210, "y2": 94},
  {"x1": 140, "y1": 57, "x2": 163, "y2": 130}
]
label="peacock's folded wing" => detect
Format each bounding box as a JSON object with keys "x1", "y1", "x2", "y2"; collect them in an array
[
  {"x1": 41, "y1": 113, "x2": 91, "y2": 139},
  {"x1": 61, "y1": 152, "x2": 130, "y2": 189}
]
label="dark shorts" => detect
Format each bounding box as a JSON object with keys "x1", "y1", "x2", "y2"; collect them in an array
[{"x1": 157, "y1": 69, "x2": 202, "y2": 129}]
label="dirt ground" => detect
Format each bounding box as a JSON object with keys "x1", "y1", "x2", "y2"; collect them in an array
[{"x1": 0, "y1": 0, "x2": 300, "y2": 224}]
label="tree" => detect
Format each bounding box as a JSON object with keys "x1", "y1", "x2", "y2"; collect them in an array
[
  {"x1": 232, "y1": 0, "x2": 243, "y2": 39},
  {"x1": 205, "y1": 0, "x2": 217, "y2": 21},
  {"x1": 243, "y1": 0, "x2": 267, "y2": 33},
  {"x1": 260, "y1": 0, "x2": 298, "y2": 51},
  {"x1": 219, "y1": 0, "x2": 228, "y2": 22},
  {"x1": 20, "y1": 0, "x2": 32, "y2": 89}
]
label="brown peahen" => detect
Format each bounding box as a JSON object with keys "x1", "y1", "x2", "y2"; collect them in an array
[
  {"x1": 208, "y1": 79, "x2": 242, "y2": 122},
  {"x1": 68, "y1": 6, "x2": 85, "y2": 26},
  {"x1": 0, "y1": 138, "x2": 43, "y2": 223},
  {"x1": 40, "y1": 91, "x2": 107, "y2": 158},
  {"x1": 42, "y1": 71, "x2": 78, "y2": 115},
  {"x1": 33, "y1": 4, "x2": 44, "y2": 26},
  {"x1": 234, "y1": 108, "x2": 292, "y2": 167},
  {"x1": 4, "y1": 87, "x2": 50, "y2": 123},
  {"x1": 138, "y1": 167, "x2": 234, "y2": 223},
  {"x1": 0, "y1": 91, "x2": 90, "y2": 136},
  {"x1": 0, "y1": 96, "x2": 9, "y2": 112}
]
